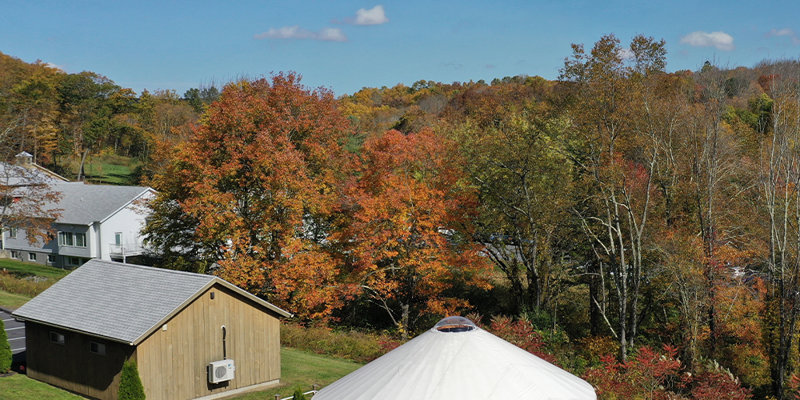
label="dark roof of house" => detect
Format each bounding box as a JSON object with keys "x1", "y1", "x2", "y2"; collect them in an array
[
  {"x1": 47, "y1": 183, "x2": 153, "y2": 225},
  {"x1": 13, "y1": 259, "x2": 292, "y2": 345}
]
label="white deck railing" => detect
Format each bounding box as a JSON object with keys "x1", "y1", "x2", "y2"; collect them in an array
[{"x1": 108, "y1": 243, "x2": 144, "y2": 257}]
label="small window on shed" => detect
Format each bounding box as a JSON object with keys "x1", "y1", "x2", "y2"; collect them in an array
[
  {"x1": 49, "y1": 331, "x2": 65, "y2": 345},
  {"x1": 89, "y1": 341, "x2": 106, "y2": 355}
]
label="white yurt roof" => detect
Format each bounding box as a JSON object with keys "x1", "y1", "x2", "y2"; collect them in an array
[{"x1": 313, "y1": 316, "x2": 597, "y2": 400}]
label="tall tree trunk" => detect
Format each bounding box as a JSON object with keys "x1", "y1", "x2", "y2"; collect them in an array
[{"x1": 77, "y1": 148, "x2": 89, "y2": 181}]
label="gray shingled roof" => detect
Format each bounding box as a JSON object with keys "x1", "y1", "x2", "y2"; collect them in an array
[
  {"x1": 0, "y1": 162, "x2": 66, "y2": 187},
  {"x1": 12, "y1": 259, "x2": 291, "y2": 344},
  {"x1": 48, "y1": 183, "x2": 152, "y2": 225}
]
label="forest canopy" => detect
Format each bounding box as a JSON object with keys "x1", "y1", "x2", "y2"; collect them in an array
[{"x1": 4, "y1": 33, "x2": 800, "y2": 398}]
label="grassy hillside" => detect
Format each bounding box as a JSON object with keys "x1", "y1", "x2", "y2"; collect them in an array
[
  {"x1": 80, "y1": 154, "x2": 140, "y2": 185},
  {"x1": 0, "y1": 259, "x2": 70, "y2": 280}
]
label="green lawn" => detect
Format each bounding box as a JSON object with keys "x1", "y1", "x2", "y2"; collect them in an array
[
  {"x1": 81, "y1": 155, "x2": 140, "y2": 185},
  {"x1": 0, "y1": 259, "x2": 70, "y2": 280},
  {"x1": 234, "y1": 347, "x2": 362, "y2": 399},
  {"x1": 0, "y1": 347, "x2": 361, "y2": 400},
  {"x1": 0, "y1": 290, "x2": 30, "y2": 310},
  {"x1": 0, "y1": 374, "x2": 82, "y2": 400}
]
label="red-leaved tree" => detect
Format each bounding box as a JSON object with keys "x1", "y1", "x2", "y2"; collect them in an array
[{"x1": 339, "y1": 129, "x2": 491, "y2": 335}]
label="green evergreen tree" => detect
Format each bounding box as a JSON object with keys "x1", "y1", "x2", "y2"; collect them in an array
[
  {"x1": 291, "y1": 387, "x2": 307, "y2": 400},
  {"x1": 0, "y1": 318, "x2": 11, "y2": 373},
  {"x1": 118, "y1": 359, "x2": 145, "y2": 400}
]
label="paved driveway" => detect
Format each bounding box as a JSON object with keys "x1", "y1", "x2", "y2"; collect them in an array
[{"x1": 1, "y1": 308, "x2": 25, "y2": 365}]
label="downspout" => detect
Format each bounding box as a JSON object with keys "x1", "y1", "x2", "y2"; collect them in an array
[
  {"x1": 221, "y1": 325, "x2": 227, "y2": 360},
  {"x1": 94, "y1": 222, "x2": 101, "y2": 260}
]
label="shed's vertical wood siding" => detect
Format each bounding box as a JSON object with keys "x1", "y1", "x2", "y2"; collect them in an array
[
  {"x1": 135, "y1": 283, "x2": 281, "y2": 400},
  {"x1": 25, "y1": 322, "x2": 135, "y2": 400}
]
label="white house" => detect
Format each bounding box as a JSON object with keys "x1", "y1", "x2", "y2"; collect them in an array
[{"x1": 1, "y1": 153, "x2": 155, "y2": 268}]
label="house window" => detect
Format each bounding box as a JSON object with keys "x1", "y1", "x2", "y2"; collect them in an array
[
  {"x1": 89, "y1": 341, "x2": 106, "y2": 355},
  {"x1": 8, "y1": 227, "x2": 17, "y2": 238},
  {"x1": 49, "y1": 331, "x2": 65, "y2": 345},
  {"x1": 47, "y1": 254, "x2": 55, "y2": 263},
  {"x1": 28, "y1": 252, "x2": 36, "y2": 261},
  {"x1": 58, "y1": 232, "x2": 74, "y2": 246},
  {"x1": 75, "y1": 233, "x2": 86, "y2": 247},
  {"x1": 66, "y1": 256, "x2": 82, "y2": 266},
  {"x1": 57, "y1": 232, "x2": 87, "y2": 247},
  {"x1": 10, "y1": 250, "x2": 18, "y2": 259},
  {"x1": 114, "y1": 232, "x2": 122, "y2": 246}
]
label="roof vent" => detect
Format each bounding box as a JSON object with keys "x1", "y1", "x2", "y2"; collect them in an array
[{"x1": 434, "y1": 316, "x2": 477, "y2": 333}]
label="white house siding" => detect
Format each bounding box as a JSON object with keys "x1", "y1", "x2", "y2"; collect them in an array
[
  {"x1": 98, "y1": 191, "x2": 154, "y2": 262},
  {"x1": 1, "y1": 184, "x2": 155, "y2": 268}
]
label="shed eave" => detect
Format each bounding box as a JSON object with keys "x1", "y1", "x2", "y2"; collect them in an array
[{"x1": 10, "y1": 315, "x2": 134, "y2": 345}]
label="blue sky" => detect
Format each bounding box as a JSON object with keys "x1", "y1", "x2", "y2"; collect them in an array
[{"x1": 2, "y1": 0, "x2": 800, "y2": 96}]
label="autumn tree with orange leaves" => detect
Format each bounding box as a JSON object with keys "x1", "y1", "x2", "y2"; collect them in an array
[
  {"x1": 143, "y1": 73, "x2": 352, "y2": 319},
  {"x1": 338, "y1": 129, "x2": 491, "y2": 335}
]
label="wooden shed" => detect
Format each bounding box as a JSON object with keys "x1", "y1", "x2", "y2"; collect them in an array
[{"x1": 12, "y1": 259, "x2": 292, "y2": 400}]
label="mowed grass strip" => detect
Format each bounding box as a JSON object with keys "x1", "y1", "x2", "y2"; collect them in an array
[
  {"x1": 233, "y1": 347, "x2": 362, "y2": 399},
  {"x1": 0, "y1": 290, "x2": 31, "y2": 310},
  {"x1": 0, "y1": 374, "x2": 82, "y2": 400}
]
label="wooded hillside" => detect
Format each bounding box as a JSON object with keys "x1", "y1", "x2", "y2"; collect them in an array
[{"x1": 4, "y1": 34, "x2": 800, "y2": 398}]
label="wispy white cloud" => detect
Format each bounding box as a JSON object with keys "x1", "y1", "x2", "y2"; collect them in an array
[
  {"x1": 618, "y1": 48, "x2": 635, "y2": 60},
  {"x1": 334, "y1": 5, "x2": 388, "y2": 25},
  {"x1": 354, "y1": 5, "x2": 388, "y2": 25},
  {"x1": 317, "y1": 28, "x2": 347, "y2": 42},
  {"x1": 43, "y1": 62, "x2": 64, "y2": 71},
  {"x1": 768, "y1": 28, "x2": 800, "y2": 44},
  {"x1": 254, "y1": 26, "x2": 346, "y2": 42},
  {"x1": 680, "y1": 31, "x2": 734, "y2": 51}
]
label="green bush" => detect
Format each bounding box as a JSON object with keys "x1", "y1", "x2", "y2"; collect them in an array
[
  {"x1": 292, "y1": 387, "x2": 307, "y2": 400},
  {"x1": 0, "y1": 318, "x2": 11, "y2": 373},
  {"x1": 118, "y1": 360, "x2": 145, "y2": 400}
]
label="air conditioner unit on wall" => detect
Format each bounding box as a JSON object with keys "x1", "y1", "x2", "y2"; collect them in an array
[{"x1": 207, "y1": 359, "x2": 235, "y2": 384}]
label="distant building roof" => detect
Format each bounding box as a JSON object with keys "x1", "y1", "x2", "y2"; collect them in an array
[
  {"x1": 47, "y1": 183, "x2": 153, "y2": 225},
  {"x1": 13, "y1": 259, "x2": 292, "y2": 345},
  {"x1": 0, "y1": 161, "x2": 68, "y2": 187}
]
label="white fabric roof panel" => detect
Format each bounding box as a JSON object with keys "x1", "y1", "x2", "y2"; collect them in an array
[{"x1": 314, "y1": 318, "x2": 597, "y2": 400}]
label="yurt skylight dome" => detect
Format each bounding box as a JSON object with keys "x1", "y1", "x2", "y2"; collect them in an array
[{"x1": 434, "y1": 316, "x2": 477, "y2": 332}]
